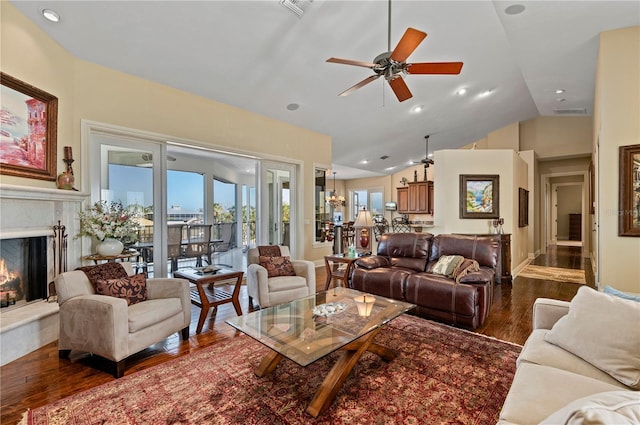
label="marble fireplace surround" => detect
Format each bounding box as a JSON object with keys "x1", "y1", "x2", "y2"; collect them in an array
[{"x1": 0, "y1": 184, "x2": 87, "y2": 366}]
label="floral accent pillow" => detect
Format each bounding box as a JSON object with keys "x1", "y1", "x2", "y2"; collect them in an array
[
  {"x1": 432, "y1": 255, "x2": 465, "y2": 278},
  {"x1": 95, "y1": 273, "x2": 148, "y2": 306},
  {"x1": 77, "y1": 262, "x2": 128, "y2": 288},
  {"x1": 258, "y1": 246, "x2": 282, "y2": 257},
  {"x1": 259, "y1": 256, "x2": 296, "y2": 278}
]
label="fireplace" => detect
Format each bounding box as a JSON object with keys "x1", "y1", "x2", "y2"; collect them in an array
[
  {"x1": 0, "y1": 184, "x2": 86, "y2": 366},
  {"x1": 0, "y1": 236, "x2": 48, "y2": 309}
]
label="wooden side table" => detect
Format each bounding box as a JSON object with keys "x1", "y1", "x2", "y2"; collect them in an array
[
  {"x1": 324, "y1": 255, "x2": 358, "y2": 291},
  {"x1": 173, "y1": 268, "x2": 244, "y2": 334},
  {"x1": 84, "y1": 250, "x2": 139, "y2": 264}
]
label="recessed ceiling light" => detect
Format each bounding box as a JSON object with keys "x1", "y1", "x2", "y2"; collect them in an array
[
  {"x1": 361, "y1": 160, "x2": 369, "y2": 164},
  {"x1": 410, "y1": 105, "x2": 424, "y2": 113},
  {"x1": 385, "y1": 166, "x2": 396, "y2": 171},
  {"x1": 478, "y1": 90, "x2": 493, "y2": 98},
  {"x1": 456, "y1": 88, "x2": 467, "y2": 96},
  {"x1": 504, "y1": 4, "x2": 525, "y2": 15},
  {"x1": 286, "y1": 103, "x2": 299, "y2": 111},
  {"x1": 41, "y1": 9, "x2": 60, "y2": 22},
  {"x1": 556, "y1": 98, "x2": 566, "y2": 102},
  {"x1": 555, "y1": 89, "x2": 565, "y2": 94}
]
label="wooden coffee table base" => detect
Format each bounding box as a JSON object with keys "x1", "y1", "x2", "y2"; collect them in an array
[{"x1": 254, "y1": 327, "x2": 395, "y2": 418}]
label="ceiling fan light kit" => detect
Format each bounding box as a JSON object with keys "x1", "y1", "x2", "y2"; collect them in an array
[{"x1": 326, "y1": 0, "x2": 463, "y2": 102}]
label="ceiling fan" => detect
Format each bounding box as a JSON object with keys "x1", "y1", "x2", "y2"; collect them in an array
[
  {"x1": 421, "y1": 135, "x2": 434, "y2": 168},
  {"x1": 326, "y1": 0, "x2": 463, "y2": 102}
]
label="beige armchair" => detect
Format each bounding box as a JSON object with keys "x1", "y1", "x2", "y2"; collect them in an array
[
  {"x1": 246, "y1": 246, "x2": 316, "y2": 308},
  {"x1": 54, "y1": 262, "x2": 191, "y2": 378}
]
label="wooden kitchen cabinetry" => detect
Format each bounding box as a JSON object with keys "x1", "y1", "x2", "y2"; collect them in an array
[{"x1": 398, "y1": 181, "x2": 433, "y2": 214}]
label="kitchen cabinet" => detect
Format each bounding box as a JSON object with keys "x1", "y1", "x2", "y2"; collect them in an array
[
  {"x1": 397, "y1": 187, "x2": 409, "y2": 213},
  {"x1": 397, "y1": 181, "x2": 433, "y2": 214}
]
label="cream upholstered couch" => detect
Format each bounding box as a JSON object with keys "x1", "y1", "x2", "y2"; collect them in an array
[
  {"x1": 246, "y1": 246, "x2": 315, "y2": 308},
  {"x1": 499, "y1": 286, "x2": 640, "y2": 424},
  {"x1": 55, "y1": 262, "x2": 191, "y2": 378}
]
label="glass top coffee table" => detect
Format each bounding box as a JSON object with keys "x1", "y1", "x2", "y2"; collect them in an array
[{"x1": 226, "y1": 287, "x2": 415, "y2": 417}]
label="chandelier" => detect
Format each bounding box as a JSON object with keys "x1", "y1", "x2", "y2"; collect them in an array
[{"x1": 325, "y1": 171, "x2": 346, "y2": 208}]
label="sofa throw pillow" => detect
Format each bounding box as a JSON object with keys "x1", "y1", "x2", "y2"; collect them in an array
[
  {"x1": 540, "y1": 391, "x2": 640, "y2": 425},
  {"x1": 77, "y1": 262, "x2": 129, "y2": 289},
  {"x1": 95, "y1": 273, "x2": 148, "y2": 306},
  {"x1": 454, "y1": 258, "x2": 480, "y2": 283},
  {"x1": 258, "y1": 246, "x2": 282, "y2": 257},
  {"x1": 604, "y1": 285, "x2": 640, "y2": 302},
  {"x1": 432, "y1": 255, "x2": 465, "y2": 278},
  {"x1": 544, "y1": 286, "x2": 640, "y2": 389},
  {"x1": 259, "y1": 256, "x2": 296, "y2": 278}
]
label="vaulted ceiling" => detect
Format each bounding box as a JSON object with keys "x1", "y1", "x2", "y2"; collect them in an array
[{"x1": 11, "y1": 1, "x2": 640, "y2": 178}]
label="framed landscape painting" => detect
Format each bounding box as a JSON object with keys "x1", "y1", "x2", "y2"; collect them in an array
[
  {"x1": 619, "y1": 144, "x2": 640, "y2": 237},
  {"x1": 459, "y1": 174, "x2": 500, "y2": 219},
  {"x1": 0, "y1": 72, "x2": 58, "y2": 181}
]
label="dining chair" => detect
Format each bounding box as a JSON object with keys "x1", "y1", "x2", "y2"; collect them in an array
[
  {"x1": 168, "y1": 224, "x2": 186, "y2": 272},
  {"x1": 342, "y1": 221, "x2": 356, "y2": 251},
  {"x1": 185, "y1": 224, "x2": 213, "y2": 267}
]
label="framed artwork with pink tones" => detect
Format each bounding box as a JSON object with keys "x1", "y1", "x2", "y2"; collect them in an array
[{"x1": 0, "y1": 72, "x2": 58, "y2": 181}]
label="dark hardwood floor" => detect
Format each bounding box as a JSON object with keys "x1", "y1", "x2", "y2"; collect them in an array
[{"x1": 0, "y1": 245, "x2": 593, "y2": 424}]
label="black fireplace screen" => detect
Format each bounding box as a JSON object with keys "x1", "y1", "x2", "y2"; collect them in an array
[{"x1": 0, "y1": 236, "x2": 47, "y2": 307}]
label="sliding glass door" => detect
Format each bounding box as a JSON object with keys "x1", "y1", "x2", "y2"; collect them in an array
[
  {"x1": 258, "y1": 160, "x2": 296, "y2": 254},
  {"x1": 89, "y1": 130, "x2": 169, "y2": 276}
]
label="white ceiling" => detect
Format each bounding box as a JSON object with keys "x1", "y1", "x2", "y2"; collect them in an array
[{"x1": 10, "y1": 1, "x2": 639, "y2": 179}]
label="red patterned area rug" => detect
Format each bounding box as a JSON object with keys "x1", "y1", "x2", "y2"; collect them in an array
[{"x1": 21, "y1": 315, "x2": 521, "y2": 425}]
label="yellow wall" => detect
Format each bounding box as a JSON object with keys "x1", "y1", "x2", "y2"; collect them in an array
[
  {"x1": 0, "y1": 2, "x2": 76, "y2": 188},
  {"x1": 595, "y1": 26, "x2": 640, "y2": 293},
  {"x1": 488, "y1": 123, "x2": 519, "y2": 150},
  {"x1": 0, "y1": 3, "x2": 333, "y2": 262},
  {"x1": 520, "y1": 116, "x2": 592, "y2": 159}
]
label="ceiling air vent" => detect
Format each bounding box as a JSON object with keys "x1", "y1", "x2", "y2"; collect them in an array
[
  {"x1": 279, "y1": 0, "x2": 313, "y2": 18},
  {"x1": 553, "y1": 108, "x2": 587, "y2": 115}
]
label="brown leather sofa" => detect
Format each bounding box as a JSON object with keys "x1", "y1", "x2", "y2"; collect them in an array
[{"x1": 350, "y1": 232, "x2": 499, "y2": 329}]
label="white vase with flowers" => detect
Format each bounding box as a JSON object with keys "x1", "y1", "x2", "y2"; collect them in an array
[{"x1": 78, "y1": 201, "x2": 141, "y2": 256}]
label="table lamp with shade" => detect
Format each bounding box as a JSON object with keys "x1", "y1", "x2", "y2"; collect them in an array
[{"x1": 354, "y1": 207, "x2": 374, "y2": 252}]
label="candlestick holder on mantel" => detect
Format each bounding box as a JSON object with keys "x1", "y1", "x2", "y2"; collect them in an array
[{"x1": 57, "y1": 146, "x2": 77, "y2": 190}]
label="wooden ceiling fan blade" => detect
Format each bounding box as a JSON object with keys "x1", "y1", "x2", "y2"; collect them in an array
[
  {"x1": 388, "y1": 77, "x2": 413, "y2": 102},
  {"x1": 327, "y1": 58, "x2": 377, "y2": 68},
  {"x1": 407, "y1": 62, "x2": 464, "y2": 75},
  {"x1": 338, "y1": 75, "x2": 381, "y2": 97},
  {"x1": 390, "y1": 28, "x2": 427, "y2": 63}
]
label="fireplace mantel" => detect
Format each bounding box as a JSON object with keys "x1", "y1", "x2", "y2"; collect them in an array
[{"x1": 0, "y1": 183, "x2": 89, "y2": 365}]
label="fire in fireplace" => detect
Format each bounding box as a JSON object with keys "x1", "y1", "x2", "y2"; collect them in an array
[{"x1": 0, "y1": 236, "x2": 48, "y2": 309}]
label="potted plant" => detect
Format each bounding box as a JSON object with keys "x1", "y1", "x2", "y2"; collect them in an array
[{"x1": 78, "y1": 201, "x2": 141, "y2": 256}]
